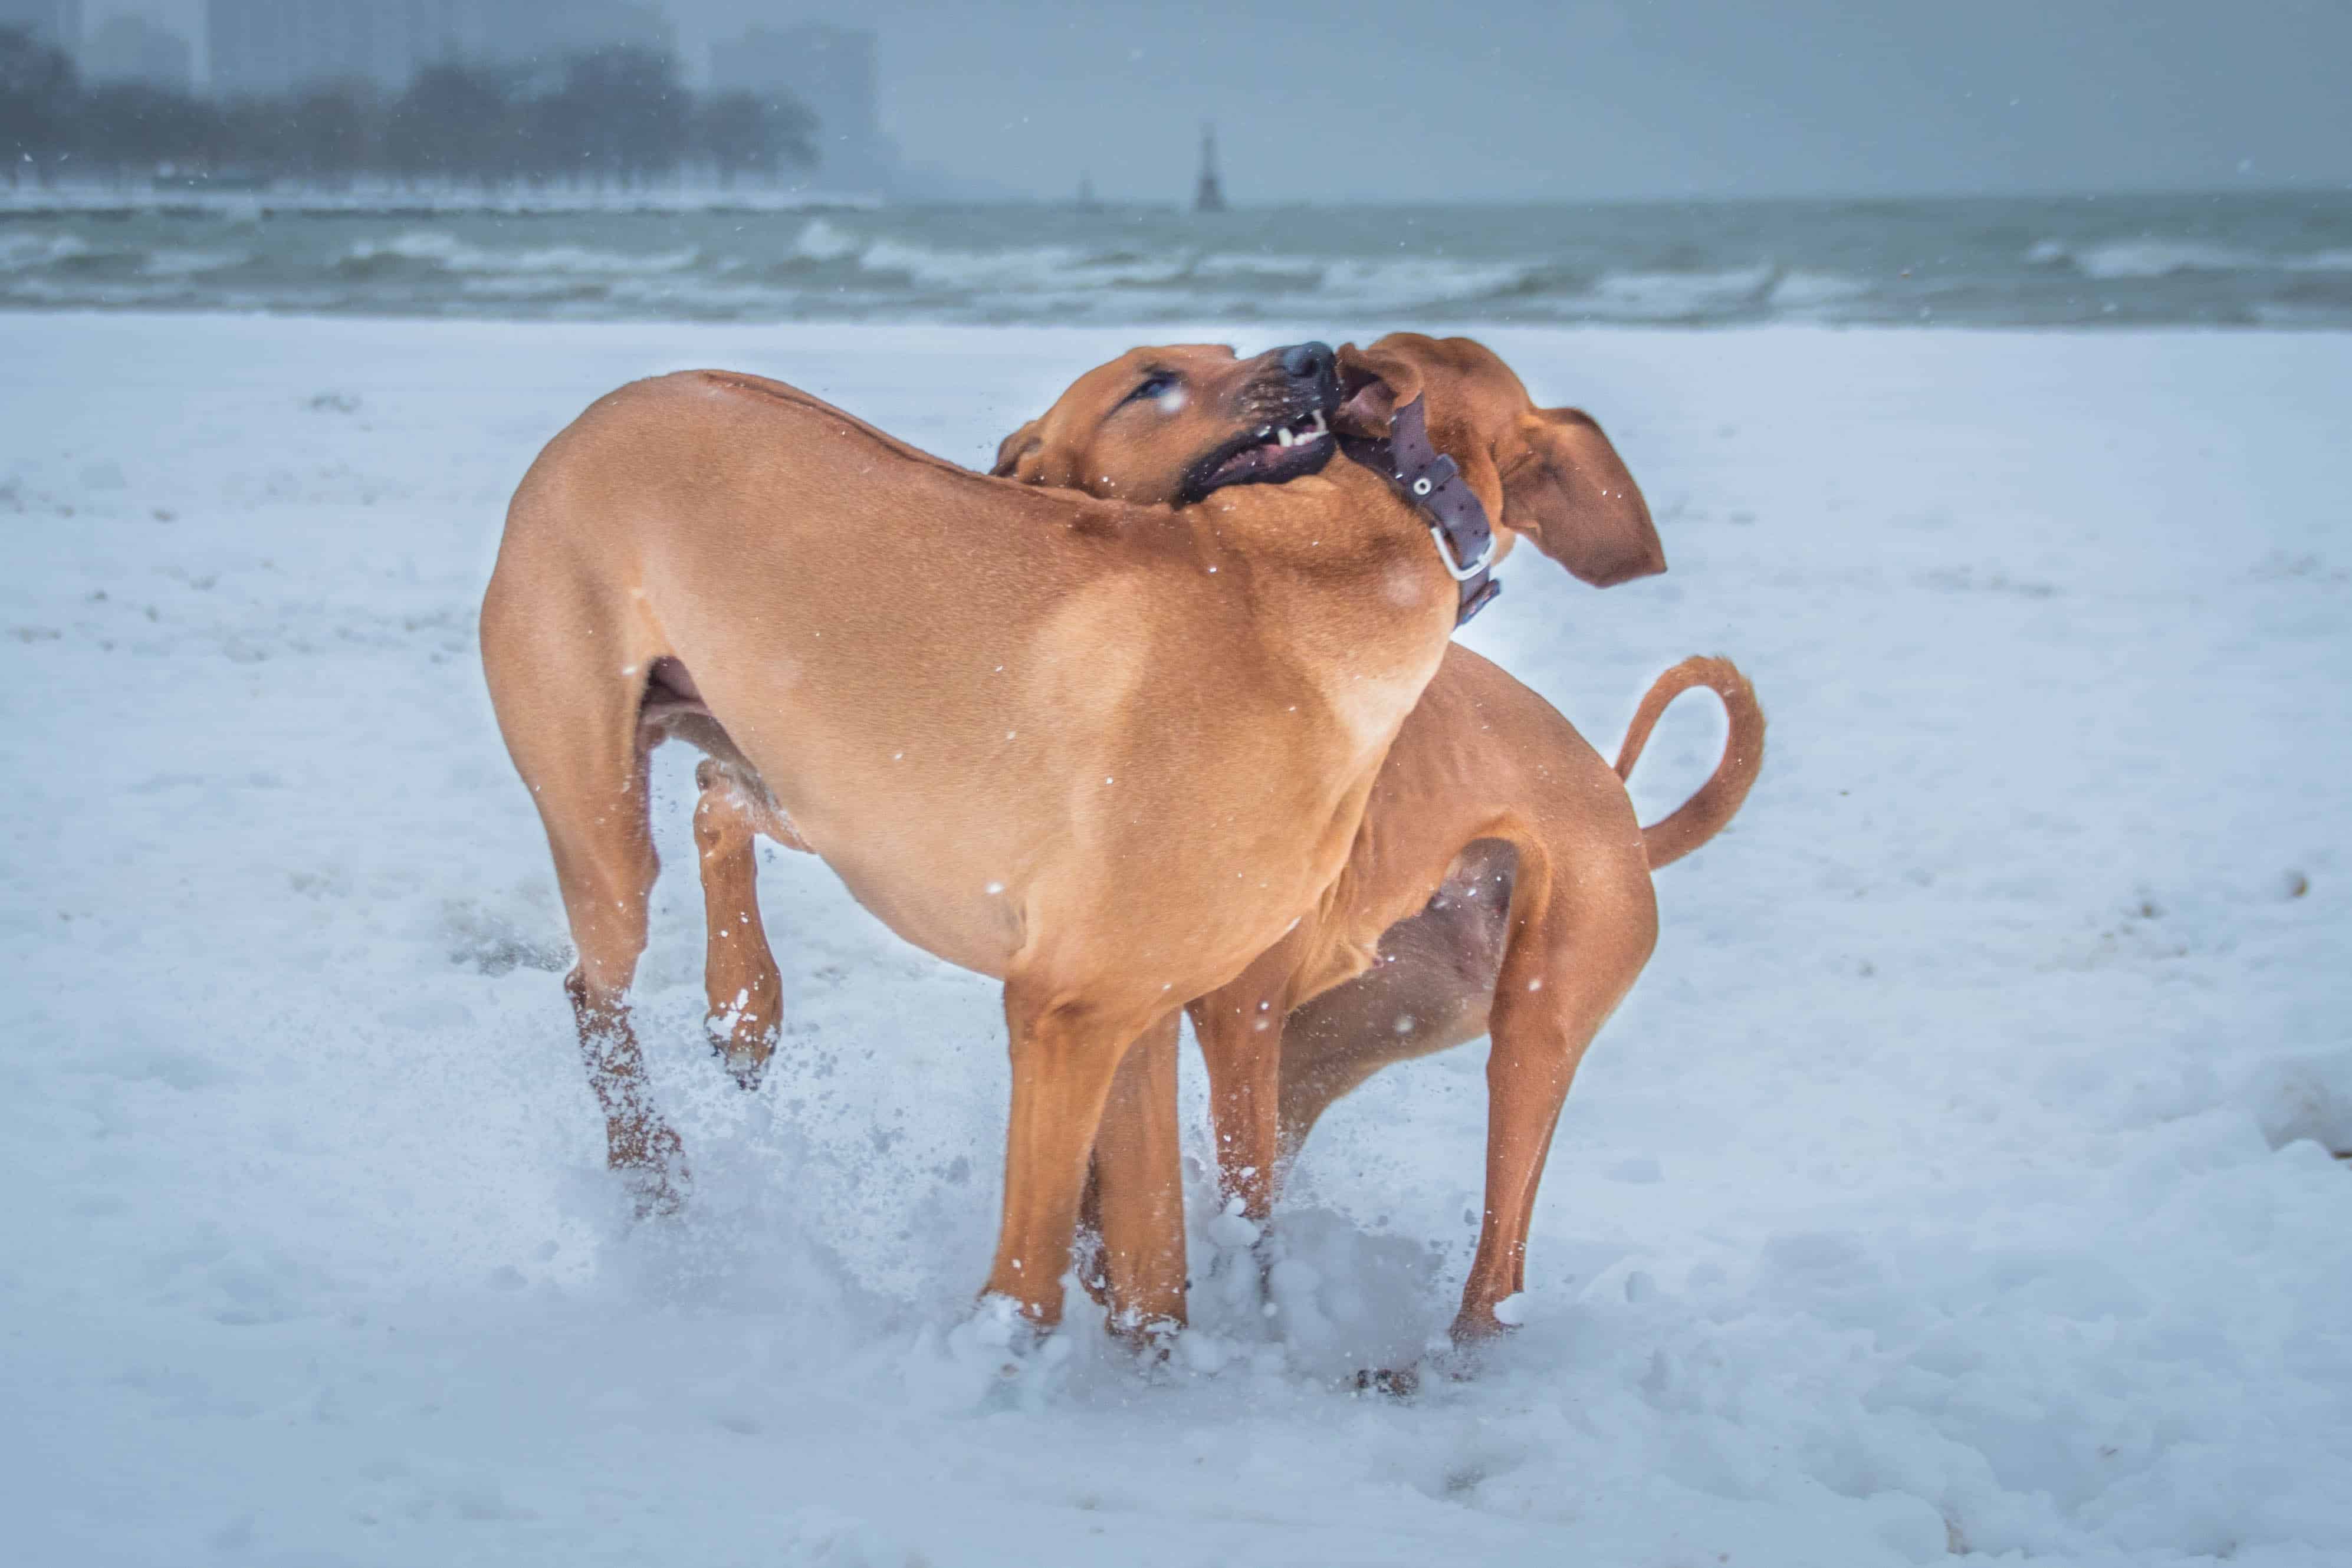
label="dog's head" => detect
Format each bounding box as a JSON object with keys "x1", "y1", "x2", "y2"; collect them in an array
[
  {"x1": 993, "y1": 341, "x2": 1343, "y2": 505},
  {"x1": 994, "y1": 334, "x2": 1663, "y2": 588},
  {"x1": 1329, "y1": 333, "x2": 1664, "y2": 587}
]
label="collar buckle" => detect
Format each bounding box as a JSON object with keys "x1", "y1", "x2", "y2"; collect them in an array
[{"x1": 1428, "y1": 522, "x2": 1494, "y2": 583}]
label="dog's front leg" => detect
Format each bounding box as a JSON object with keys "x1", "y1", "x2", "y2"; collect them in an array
[
  {"x1": 1085, "y1": 1010, "x2": 1187, "y2": 1338},
  {"x1": 986, "y1": 980, "x2": 1162, "y2": 1331}
]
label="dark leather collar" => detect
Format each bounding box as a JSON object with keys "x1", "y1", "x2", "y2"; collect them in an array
[{"x1": 1365, "y1": 396, "x2": 1500, "y2": 627}]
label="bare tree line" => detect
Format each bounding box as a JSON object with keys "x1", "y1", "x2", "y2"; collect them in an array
[{"x1": 0, "y1": 27, "x2": 817, "y2": 192}]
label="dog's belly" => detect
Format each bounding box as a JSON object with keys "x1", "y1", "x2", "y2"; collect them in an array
[
  {"x1": 810, "y1": 839, "x2": 1026, "y2": 980},
  {"x1": 721, "y1": 751, "x2": 1038, "y2": 980},
  {"x1": 1287, "y1": 840, "x2": 1517, "y2": 1069},
  {"x1": 656, "y1": 592, "x2": 1385, "y2": 998}
]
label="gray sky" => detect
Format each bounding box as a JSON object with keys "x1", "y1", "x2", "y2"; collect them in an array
[{"x1": 94, "y1": 0, "x2": 2352, "y2": 199}]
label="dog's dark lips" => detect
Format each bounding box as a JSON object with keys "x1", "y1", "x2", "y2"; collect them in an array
[{"x1": 1177, "y1": 404, "x2": 1338, "y2": 503}]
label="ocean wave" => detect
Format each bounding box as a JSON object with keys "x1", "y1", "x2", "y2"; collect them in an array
[
  {"x1": 781, "y1": 220, "x2": 1552, "y2": 310},
  {"x1": 789, "y1": 217, "x2": 866, "y2": 262},
  {"x1": 343, "y1": 229, "x2": 701, "y2": 277},
  {"x1": 1579, "y1": 265, "x2": 1783, "y2": 318},
  {"x1": 1318, "y1": 256, "x2": 1533, "y2": 307},
  {"x1": 0, "y1": 232, "x2": 90, "y2": 271},
  {"x1": 8, "y1": 193, "x2": 2350, "y2": 327},
  {"x1": 858, "y1": 236, "x2": 1126, "y2": 291},
  {"x1": 1768, "y1": 269, "x2": 1873, "y2": 307},
  {"x1": 2030, "y1": 238, "x2": 2352, "y2": 280},
  {"x1": 455, "y1": 274, "x2": 617, "y2": 303},
  {"x1": 143, "y1": 248, "x2": 250, "y2": 277}
]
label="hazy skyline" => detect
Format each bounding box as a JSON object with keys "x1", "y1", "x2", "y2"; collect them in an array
[{"x1": 75, "y1": 0, "x2": 2352, "y2": 200}]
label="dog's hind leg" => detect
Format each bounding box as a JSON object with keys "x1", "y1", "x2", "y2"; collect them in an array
[
  {"x1": 1188, "y1": 933, "x2": 1308, "y2": 1226},
  {"x1": 481, "y1": 575, "x2": 684, "y2": 1214},
  {"x1": 693, "y1": 760, "x2": 786, "y2": 1090},
  {"x1": 1452, "y1": 831, "x2": 1654, "y2": 1342}
]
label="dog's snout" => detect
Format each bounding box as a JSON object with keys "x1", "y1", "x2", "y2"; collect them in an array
[{"x1": 1280, "y1": 341, "x2": 1336, "y2": 383}]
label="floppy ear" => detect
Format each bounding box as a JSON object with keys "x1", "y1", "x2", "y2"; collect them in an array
[
  {"x1": 991, "y1": 419, "x2": 1047, "y2": 482},
  {"x1": 1499, "y1": 407, "x2": 1666, "y2": 587},
  {"x1": 1331, "y1": 341, "x2": 1425, "y2": 439}
]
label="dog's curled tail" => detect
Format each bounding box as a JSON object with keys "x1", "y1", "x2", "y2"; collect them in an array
[{"x1": 1613, "y1": 656, "x2": 1764, "y2": 872}]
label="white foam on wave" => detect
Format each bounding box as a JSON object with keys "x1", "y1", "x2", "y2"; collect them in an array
[
  {"x1": 142, "y1": 248, "x2": 249, "y2": 278},
  {"x1": 1188, "y1": 253, "x2": 1324, "y2": 287},
  {"x1": 1317, "y1": 255, "x2": 1532, "y2": 307},
  {"x1": 786, "y1": 219, "x2": 1544, "y2": 311},
  {"x1": 1768, "y1": 269, "x2": 1872, "y2": 308},
  {"x1": 859, "y1": 236, "x2": 1096, "y2": 291},
  {"x1": 1579, "y1": 264, "x2": 1782, "y2": 318},
  {"x1": 789, "y1": 216, "x2": 865, "y2": 262},
  {"x1": 2077, "y1": 241, "x2": 2273, "y2": 280},
  {"x1": 2032, "y1": 238, "x2": 2352, "y2": 281},
  {"x1": 0, "y1": 232, "x2": 90, "y2": 271},
  {"x1": 793, "y1": 217, "x2": 1204, "y2": 291},
  {"x1": 346, "y1": 228, "x2": 699, "y2": 277}
]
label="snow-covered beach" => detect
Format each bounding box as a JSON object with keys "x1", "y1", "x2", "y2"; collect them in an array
[{"x1": 4, "y1": 314, "x2": 2348, "y2": 1566}]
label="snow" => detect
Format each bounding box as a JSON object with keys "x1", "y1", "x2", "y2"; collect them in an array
[{"x1": 4, "y1": 314, "x2": 2349, "y2": 1566}]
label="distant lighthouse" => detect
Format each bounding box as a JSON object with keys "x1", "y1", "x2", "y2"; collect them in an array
[{"x1": 1193, "y1": 123, "x2": 1227, "y2": 213}]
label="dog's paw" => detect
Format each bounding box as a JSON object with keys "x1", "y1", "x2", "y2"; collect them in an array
[
  {"x1": 612, "y1": 1124, "x2": 691, "y2": 1221},
  {"x1": 904, "y1": 1294, "x2": 1075, "y2": 1412},
  {"x1": 1198, "y1": 1198, "x2": 1285, "y2": 1326},
  {"x1": 702, "y1": 1008, "x2": 777, "y2": 1092},
  {"x1": 960, "y1": 1292, "x2": 1051, "y2": 1363},
  {"x1": 1350, "y1": 1364, "x2": 1421, "y2": 1399},
  {"x1": 623, "y1": 1171, "x2": 685, "y2": 1222},
  {"x1": 1205, "y1": 1196, "x2": 1263, "y2": 1253},
  {"x1": 1108, "y1": 1309, "x2": 1184, "y2": 1373},
  {"x1": 1349, "y1": 1334, "x2": 1482, "y2": 1398}
]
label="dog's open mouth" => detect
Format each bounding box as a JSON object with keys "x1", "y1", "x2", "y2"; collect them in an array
[{"x1": 1179, "y1": 407, "x2": 1335, "y2": 502}]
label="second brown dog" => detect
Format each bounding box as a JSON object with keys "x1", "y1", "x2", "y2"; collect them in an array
[{"x1": 694, "y1": 338, "x2": 1759, "y2": 1345}]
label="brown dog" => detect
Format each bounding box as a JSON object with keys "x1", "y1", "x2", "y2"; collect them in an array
[
  {"x1": 481, "y1": 334, "x2": 1660, "y2": 1338},
  {"x1": 689, "y1": 337, "x2": 1755, "y2": 1345},
  {"x1": 972, "y1": 339, "x2": 1763, "y2": 1343}
]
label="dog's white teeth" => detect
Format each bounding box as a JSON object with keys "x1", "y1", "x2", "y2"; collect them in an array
[
  {"x1": 1310, "y1": 409, "x2": 1329, "y2": 435},
  {"x1": 1276, "y1": 427, "x2": 1295, "y2": 448}
]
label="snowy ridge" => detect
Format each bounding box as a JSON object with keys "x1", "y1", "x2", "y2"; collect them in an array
[{"x1": 2, "y1": 317, "x2": 2348, "y2": 1566}]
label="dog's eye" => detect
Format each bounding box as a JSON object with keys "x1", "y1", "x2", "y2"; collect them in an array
[{"x1": 1124, "y1": 373, "x2": 1179, "y2": 409}]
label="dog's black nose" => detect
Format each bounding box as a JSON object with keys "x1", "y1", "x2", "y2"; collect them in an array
[{"x1": 1280, "y1": 341, "x2": 1336, "y2": 381}]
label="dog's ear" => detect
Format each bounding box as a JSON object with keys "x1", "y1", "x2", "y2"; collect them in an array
[
  {"x1": 1331, "y1": 341, "x2": 1426, "y2": 439},
  {"x1": 1498, "y1": 407, "x2": 1665, "y2": 587},
  {"x1": 1339, "y1": 334, "x2": 1664, "y2": 586},
  {"x1": 991, "y1": 419, "x2": 1047, "y2": 482}
]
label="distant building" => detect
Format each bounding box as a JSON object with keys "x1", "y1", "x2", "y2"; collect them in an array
[
  {"x1": 208, "y1": 1, "x2": 360, "y2": 93},
  {"x1": 83, "y1": 14, "x2": 194, "y2": 91},
  {"x1": 205, "y1": 1, "x2": 475, "y2": 94},
  {"x1": 0, "y1": 0, "x2": 80, "y2": 56},
  {"x1": 477, "y1": 1, "x2": 675, "y2": 72},
  {"x1": 709, "y1": 22, "x2": 894, "y2": 193}
]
